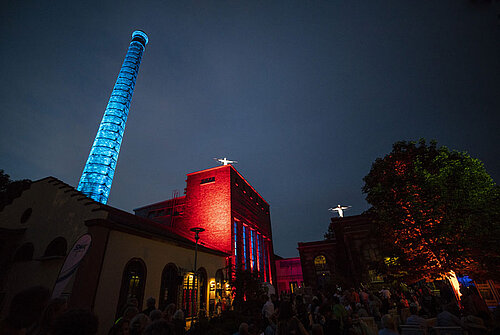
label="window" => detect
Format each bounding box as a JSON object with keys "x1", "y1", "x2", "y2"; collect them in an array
[
  {"x1": 233, "y1": 221, "x2": 238, "y2": 273},
  {"x1": 198, "y1": 268, "x2": 208, "y2": 315},
  {"x1": 159, "y1": 263, "x2": 179, "y2": 310},
  {"x1": 314, "y1": 255, "x2": 327, "y2": 271},
  {"x1": 14, "y1": 243, "x2": 34, "y2": 261},
  {"x1": 200, "y1": 176, "x2": 215, "y2": 184},
  {"x1": 251, "y1": 230, "x2": 257, "y2": 272},
  {"x1": 242, "y1": 226, "x2": 248, "y2": 270},
  {"x1": 116, "y1": 258, "x2": 147, "y2": 318},
  {"x1": 20, "y1": 208, "x2": 32, "y2": 223},
  {"x1": 44, "y1": 237, "x2": 67, "y2": 257},
  {"x1": 182, "y1": 272, "x2": 198, "y2": 319}
]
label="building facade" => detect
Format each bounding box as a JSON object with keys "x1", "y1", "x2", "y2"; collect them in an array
[
  {"x1": 135, "y1": 164, "x2": 277, "y2": 285},
  {"x1": 275, "y1": 257, "x2": 304, "y2": 295},
  {"x1": 0, "y1": 177, "x2": 233, "y2": 334},
  {"x1": 298, "y1": 214, "x2": 381, "y2": 291}
]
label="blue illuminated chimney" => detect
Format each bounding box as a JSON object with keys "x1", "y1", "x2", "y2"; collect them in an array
[{"x1": 77, "y1": 30, "x2": 148, "y2": 204}]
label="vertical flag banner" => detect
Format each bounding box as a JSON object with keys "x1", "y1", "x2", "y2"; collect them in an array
[{"x1": 52, "y1": 234, "x2": 92, "y2": 299}]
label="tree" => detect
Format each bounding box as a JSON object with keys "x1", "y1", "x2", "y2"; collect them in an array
[
  {"x1": 0, "y1": 170, "x2": 31, "y2": 211},
  {"x1": 362, "y1": 139, "x2": 499, "y2": 282}
]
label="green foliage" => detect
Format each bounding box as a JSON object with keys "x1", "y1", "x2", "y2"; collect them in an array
[
  {"x1": 0, "y1": 169, "x2": 31, "y2": 210},
  {"x1": 362, "y1": 139, "x2": 499, "y2": 281}
]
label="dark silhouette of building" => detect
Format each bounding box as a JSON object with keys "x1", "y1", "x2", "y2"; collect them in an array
[{"x1": 298, "y1": 214, "x2": 381, "y2": 290}]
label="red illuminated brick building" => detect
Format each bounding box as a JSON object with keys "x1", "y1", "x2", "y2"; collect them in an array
[{"x1": 134, "y1": 165, "x2": 276, "y2": 284}]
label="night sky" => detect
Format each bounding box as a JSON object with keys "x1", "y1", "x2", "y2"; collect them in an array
[{"x1": 1, "y1": 1, "x2": 499, "y2": 257}]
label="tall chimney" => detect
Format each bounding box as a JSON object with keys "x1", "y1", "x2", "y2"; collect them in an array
[{"x1": 77, "y1": 30, "x2": 148, "y2": 204}]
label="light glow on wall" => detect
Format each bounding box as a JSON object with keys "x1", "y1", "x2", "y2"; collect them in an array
[{"x1": 77, "y1": 31, "x2": 148, "y2": 204}]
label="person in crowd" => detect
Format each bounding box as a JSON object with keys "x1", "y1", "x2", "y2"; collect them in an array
[
  {"x1": 0, "y1": 286, "x2": 51, "y2": 335},
  {"x1": 116, "y1": 306, "x2": 139, "y2": 325},
  {"x1": 295, "y1": 295, "x2": 309, "y2": 330},
  {"x1": 262, "y1": 294, "x2": 275, "y2": 321},
  {"x1": 142, "y1": 297, "x2": 156, "y2": 317},
  {"x1": 378, "y1": 314, "x2": 398, "y2": 335},
  {"x1": 405, "y1": 303, "x2": 427, "y2": 329},
  {"x1": 264, "y1": 314, "x2": 277, "y2": 335},
  {"x1": 352, "y1": 289, "x2": 361, "y2": 304},
  {"x1": 349, "y1": 313, "x2": 372, "y2": 335},
  {"x1": 143, "y1": 320, "x2": 174, "y2": 335},
  {"x1": 356, "y1": 303, "x2": 369, "y2": 317},
  {"x1": 276, "y1": 301, "x2": 308, "y2": 335},
  {"x1": 129, "y1": 313, "x2": 150, "y2": 335},
  {"x1": 108, "y1": 319, "x2": 130, "y2": 335},
  {"x1": 332, "y1": 295, "x2": 348, "y2": 331},
  {"x1": 437, "y1": 302, "x2": 463, "y2": 328},
  {"x1": 149, "y1": 309, "x2": 163, "y2": 322},
  {"x1": 368, "y1": 294, "x2": 382, "y2": 321},
  {"x1": 172, "y1": 309, "x2": 185, "y2": 335},
  {"x1": 234, "y1": 322, "x2": 249, "y2": 335},
  {"x1": 49, "y1": 309, "x2": 98, "y2": 335},
  {"x1": 34, "y1": 297, "x2": 68, "y2": 335},
  {"x1": 462, "y1": 315, "x2": 488, "y2": 335},
  {"x1": 163, "y1": 303, "x2": 176, "y2": 322}
]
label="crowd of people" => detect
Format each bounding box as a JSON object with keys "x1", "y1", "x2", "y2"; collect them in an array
[
  {"x1": 1, "y1": 283, "x2": 499, "y2": 335},
  {"x1": 247, "y1": 283, "x2": 500, "y2": 335}
]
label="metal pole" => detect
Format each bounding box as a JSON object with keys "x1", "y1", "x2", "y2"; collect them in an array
[
  {"x1": 192, "y1": 234, "x2": 198, "y2": 324},
  {"x1": 189, "y1": 227, "x2": 204, "y2": 325}
]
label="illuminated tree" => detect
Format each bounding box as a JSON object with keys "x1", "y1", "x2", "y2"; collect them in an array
[{"x1": 362, "y1": 140, "x2": 499, "y2": 281}]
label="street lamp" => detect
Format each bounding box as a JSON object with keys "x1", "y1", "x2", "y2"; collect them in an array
[{"x1": 190, "y1": 227, "x2": 205, "y2": 323}]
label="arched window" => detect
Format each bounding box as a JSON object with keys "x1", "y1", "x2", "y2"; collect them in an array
[
  {"x1": 14, "y1": 243, "x2": 34, "y2": 261},
  {"x1": 314, "y1": 255, "x2": 327, "y2": 271},
  {"x1": 198, "y1": 267, "x2": 208, "y2": 316},
  {"x1": 20, "y1": 208, "x2": 32, "y2": 223},
  {"x1": 314, "y1": 255, "x2": 330, "y2": 289},
  {"x1": 116, "y1": 258, "x2": 147, "y2": 318},
  {"x1": 159, "y1": 263, "x2": 179, "y2": 310},
  {"x1": 44, "y1": 237, "x2": 67, "y2": 257}
]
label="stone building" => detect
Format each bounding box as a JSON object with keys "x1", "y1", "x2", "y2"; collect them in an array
[
  {"x1": 298, "y1": 214, "x2": 381, "y2": 290},
  {"x1": 0, "y1": 176, "x2": 234, "y2": 334}
]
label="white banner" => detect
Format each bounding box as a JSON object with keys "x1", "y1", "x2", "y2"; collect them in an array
[{"x1": 51, "y1": 234, "x2": 92, "y2": 299}]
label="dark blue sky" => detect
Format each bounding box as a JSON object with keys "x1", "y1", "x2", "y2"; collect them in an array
[{"x1": 1, "y1": 1, "x2": 499, "y2": 257}]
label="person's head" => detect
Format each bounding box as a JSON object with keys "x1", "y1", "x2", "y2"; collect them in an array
[
  {"x1": 149, "y1": 309, "x2": 163, "y2": 322},
  {"x1": 381, "y1": 314, "x2": 396, "y2": 330},
  {"x1": 238, "y1": 322, "x2": 249, "y2": 335},
  {"x1": 7, "y1": 286, "x2": 51, "y2": 329},
  {"x1": 163, "y1": 303, "x2": 177, "y2": 320},
  {"x1": 123, "y1": 307, "x2": 139, "y2": 321},
  {"x1": 127, "y1": 297, "x2": 139, "y2": 307},
  {"x1": 51, "y1": 309, "x2": 98, "y2": 335},
  {"x1": 146, "y1": 297, "x2": 156, "y2": 308},
  {"x1": 143, "y1": 320, "x2": 174, "y2": 335},
  {"x1": 173, "y1": 309, "x2": 184, "y2": 321},
  {"x1": 130, "y1": 313, "x2": 150, "y2": 335}
]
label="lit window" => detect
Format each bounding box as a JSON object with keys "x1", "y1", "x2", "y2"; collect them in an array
[{"x1": 314, "y1": 255, "x2": 327, "y2": 271}]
